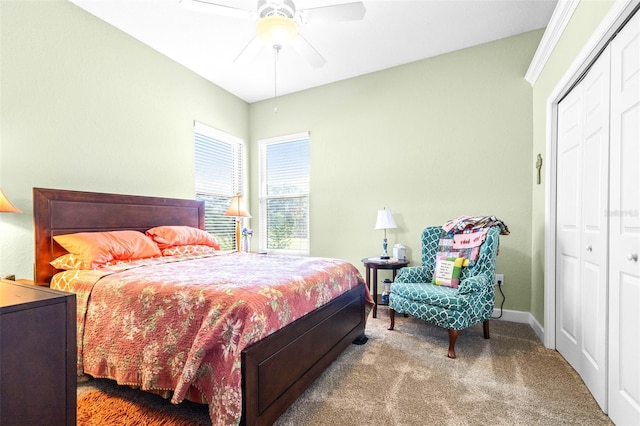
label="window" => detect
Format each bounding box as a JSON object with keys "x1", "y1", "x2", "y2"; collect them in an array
[
  {"x1": 259, "y1": 132, "x2": 310, "y2": 255},
  {"x1": 194, "y1": 121, "x2": 244, "y2": 251}
]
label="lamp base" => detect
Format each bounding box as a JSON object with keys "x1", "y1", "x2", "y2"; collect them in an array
[
  {"x1": 381, "y1": 236, "x2": 390, "y2": 260},
  {"x1": 235, "y1": 219, "x2": 241, "y2": 252}
]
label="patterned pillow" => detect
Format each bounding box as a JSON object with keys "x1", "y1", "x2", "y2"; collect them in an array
[
  {"x1": 50, "y1": 253, "x2": 138, "y2": 270},
  {"x1": 161, "y1": 244, "x2": 219, "y2": 256},
  {"x1": 50, "y1": 253, "x2": 84, "y2": 270},
  {"x1": 432, "y1": 257, "x2": 467, "y2": 288}
]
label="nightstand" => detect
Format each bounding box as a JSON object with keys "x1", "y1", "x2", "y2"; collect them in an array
[
  {"x1": 2, "y1": 275, "x2": 48, "y2": 286},
  {"x1": 0, "y1": 279, "x2": 76, "y2": 425},
  {"x1": 361, "y1": 257, "x2": 409, "y2": 318},
  {"x1": 15, "y1": 278, "x2": 48, "y2": 286}
]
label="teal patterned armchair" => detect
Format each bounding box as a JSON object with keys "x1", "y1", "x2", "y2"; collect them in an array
[{"x1": 388, "y1": 226, "x2": 500, "y2": 358}]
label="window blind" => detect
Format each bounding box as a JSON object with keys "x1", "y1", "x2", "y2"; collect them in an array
[
  {"x1": 259, "y1": 132, "x2": 310, "y2": 255},
  {"x1": 194, "y1": 121, "x2": 244, "y2": 250}
]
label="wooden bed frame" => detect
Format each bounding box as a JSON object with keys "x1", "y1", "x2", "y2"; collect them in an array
[{"x1": 33, "y1": 187, "x2": 368, "y2": 425}]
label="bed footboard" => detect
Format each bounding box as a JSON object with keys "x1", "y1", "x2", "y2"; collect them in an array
[{"x1": 241, "y1": 284, "x2": 366, "y2": 425}]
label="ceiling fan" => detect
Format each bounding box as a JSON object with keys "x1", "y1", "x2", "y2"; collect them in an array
[{"x1": 180, "y1": 0, "x2": 366, "y2": 68}]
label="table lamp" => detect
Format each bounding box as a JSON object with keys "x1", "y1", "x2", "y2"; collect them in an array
[
  {"x1": 375, "y1": 207, "x2": 396, "y2": 260},
  {"x1": 224, "y1": 194, "x2": 251, "y2": 251},
  {"x1": 0, "y1": 188, "x2": 21, "y2": 213}
]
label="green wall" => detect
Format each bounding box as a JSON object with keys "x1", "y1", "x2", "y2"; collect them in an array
[
  {"x1": 0, "y1": 0, "x2": 248, "y2": 279},
  {"x1": 530, "y1": 0, "x2": 615, "y2": 325},
  {"x1": 250, "y1": 30, "x2": 543, "y2": 312},
  {"x1": 1, "y1": 0, "x2": 548, "y2": 317}
]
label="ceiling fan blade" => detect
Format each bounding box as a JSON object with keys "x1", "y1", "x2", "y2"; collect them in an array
[
  {"x1": 234, "y1": 36, "x2": 264, "y2": 65},
  {"x1": 302, "y1": 2, "x2": 366, "y2": 22},
  {"x1": 290, "y1": 35, "x2": 326, "y2": 68},
  {"x1": 179, "y1": 0, "x2": 251, "y2": 20}
]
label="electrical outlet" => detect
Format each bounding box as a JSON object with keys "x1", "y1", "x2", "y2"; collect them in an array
[{"x1": 494, "y1": 273, "x2": 504, "y2": 286}]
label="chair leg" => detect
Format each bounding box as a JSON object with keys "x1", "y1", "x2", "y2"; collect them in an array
[
  {"x1": 483, "y1": 320, "x2": 490, "y2": 339},
  {"x1": 388, "y1": 308, "x2": 395, "y2": 330},
  {"x1": 447, "y1": 329, "x2": 459, "y2": 359}
]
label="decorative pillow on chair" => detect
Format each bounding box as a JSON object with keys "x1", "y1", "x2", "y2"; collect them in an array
[{"x1": 432, "y1": 256, "x2": 467, "y2": 288}]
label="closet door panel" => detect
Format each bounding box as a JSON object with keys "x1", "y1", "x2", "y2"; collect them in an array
[
  {"x1": 580, "y1": 260, "x2": 602, "y2": 366},
  {"x1": 609, "y1": 10, "x2": 640, "y2": 425},
  {"x1": 556, "y1": 88, "x2": 583, "y2": 368},
  {"x1": 610, "y1": 271, "x2": 640, "y2": 424},
  {"x1": 559, "y1": 255, "x2": 579, "y2": 348},
  {"x1": 578, "y1": 47, "x2": 610, "y2": 410},
  {"x1": 556, "y1": 46, "x2": 609, "y2": 411},
  {"x1": 619, "y1": 107, "x2": 639, "y2": 220}
]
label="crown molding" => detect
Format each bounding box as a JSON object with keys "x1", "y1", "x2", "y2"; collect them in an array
[{"x1": 525, "y1": 0, "x2": 580, "y2": 85}]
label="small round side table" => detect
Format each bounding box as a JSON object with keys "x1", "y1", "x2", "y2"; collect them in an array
[{"x1": 361, "y1": 257, "x2": 410, "y2": 318}]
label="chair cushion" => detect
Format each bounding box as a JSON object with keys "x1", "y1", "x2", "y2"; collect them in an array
[{"x1": 391, "y1": 282, "x2": 468, "y2": 311}]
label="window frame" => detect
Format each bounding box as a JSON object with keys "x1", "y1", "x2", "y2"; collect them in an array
[
  {"x1": 194, "y1": 121, "x2": 246, "y2": 251},
  {"x1": 258, "y1": 132, "x2": 310, "y2": 256}
]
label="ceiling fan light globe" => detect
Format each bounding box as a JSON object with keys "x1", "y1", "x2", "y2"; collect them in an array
[{"x1": 255, "y1": 15, "x2": 298, "y2": 47}]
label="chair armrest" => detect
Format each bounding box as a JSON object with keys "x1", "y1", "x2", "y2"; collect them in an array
[
  {"x1": 458, "y1": 274, "x2": 492, "y2": 294},
  {"x1": 394, "y1": 266, "x2": 432, "y2": 284}
]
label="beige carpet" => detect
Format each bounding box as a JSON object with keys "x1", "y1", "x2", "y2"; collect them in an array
[{"x1": 78, "y1": 308, "x2": 613, "y2": 425}]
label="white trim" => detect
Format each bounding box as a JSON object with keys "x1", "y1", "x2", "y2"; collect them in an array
[
  {"x1": 258, "y1": 131, "x2": 311, "y2": 255},
  {"x1": 543, "y1": 99, "x2": 559, "y2": 349},
  {"x1": 258, "y1": 131, "x2": 309, "y2": 145},
  {"x1": 193, "y1": 120, "x2": 243, "y2": 145},
  {"x1": 543, "y1": 0, "x2": 638, "y2": 349},
  {"x1": 493, "y1": 310, "x2": 545, "y2": 343},
  {"x1": 525, "y1": 0, "x2": 580, "y2": 85}
]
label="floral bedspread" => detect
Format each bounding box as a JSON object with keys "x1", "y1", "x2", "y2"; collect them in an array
[{"x1": 51, "y1": 252, "x2": 370, "y2": 425}]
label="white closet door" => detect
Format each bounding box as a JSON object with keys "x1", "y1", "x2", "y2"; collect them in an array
[
  {"x1": 608, "y1": 10, "x2": 640, "y2": 425},
  {"x1": 578, "y1": 46, "x2": 610, "y2": 411},
  {"x1": 556, "y1": 82, "x2": 584, "y2": 371},
  {"x1": 556, "y1": 46, "x2": 610, "y2": 411}
]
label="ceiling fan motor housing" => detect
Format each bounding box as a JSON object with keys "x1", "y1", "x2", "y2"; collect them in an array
[{"x1": 257, "y1": 0, "x2": 296, "y2": 19}]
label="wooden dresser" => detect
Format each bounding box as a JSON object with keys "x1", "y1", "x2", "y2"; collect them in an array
[{"x1": 0, "y1": 279, "x2": 76, "y2": 426}]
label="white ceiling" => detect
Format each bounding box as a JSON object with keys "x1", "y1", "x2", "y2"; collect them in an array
[{"x1": 68, "y1": 0, "x2": 557, "y2": 103}]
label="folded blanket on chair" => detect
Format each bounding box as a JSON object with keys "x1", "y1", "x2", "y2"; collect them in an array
[
  {"x1": 442, "y1": 215, "x2": 510, "y2": 236},
  {"x1": 452, "y1": 230, "x2": 488, "y2": 250},
  {"x1": 435, "y1": 216, "x2": 509, "y2": 269}
]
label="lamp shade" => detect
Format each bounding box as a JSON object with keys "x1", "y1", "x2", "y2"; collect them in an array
[
  {"x1": 224, "y1": 194, "x2": 251, "y2": 218},
  {"x1": 375, "y1": 209, "x2": 396, "y2": 230},
  {"x1": 0, "y1": 188, "x2": 21, "y2": 213}
]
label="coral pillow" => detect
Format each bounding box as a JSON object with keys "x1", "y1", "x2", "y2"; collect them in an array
[
  {"x1": 146, "y1": 226, "x2": 220, "y2": 250},
  {"x1": 54, "y1": 230, "x2": 161, "y2": 269}
]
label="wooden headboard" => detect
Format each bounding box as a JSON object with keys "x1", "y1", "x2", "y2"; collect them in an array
[{"x1": 33, "y1": 188, "x2": 205, "y2": 284}]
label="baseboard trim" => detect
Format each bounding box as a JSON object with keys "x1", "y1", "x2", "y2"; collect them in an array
[{"x1": 493, "y1": 309, "x2": 545, "y2": 344}]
